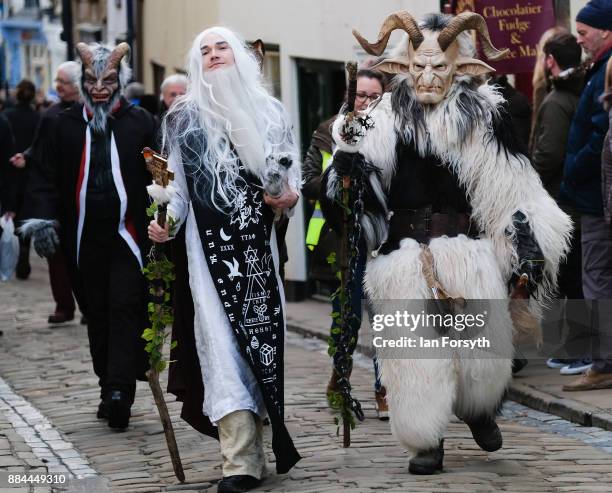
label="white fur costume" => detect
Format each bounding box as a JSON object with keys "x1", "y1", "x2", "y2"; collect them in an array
[{"x1": 327, "y1": 79, "x2": 572, "y2": 455}]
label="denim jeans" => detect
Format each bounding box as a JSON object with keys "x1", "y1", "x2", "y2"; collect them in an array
[{"x1": 330, "y1": 248, "x2": 382, "y2": 391}]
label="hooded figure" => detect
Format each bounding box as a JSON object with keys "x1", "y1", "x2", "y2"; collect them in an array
[
  {"x1": 19, "y1": 42, "x2": 157, "y2": 430},
  {"x1": 321, "y1": 11, "x2": 571, "y2": 474}
]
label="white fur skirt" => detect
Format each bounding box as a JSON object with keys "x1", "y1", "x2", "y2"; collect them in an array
[{"x1": 364, "y1": 235, "x2": 513, "y2": 453}]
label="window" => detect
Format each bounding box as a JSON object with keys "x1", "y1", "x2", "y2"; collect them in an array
[
  {"x1": 151, "y1": 62, "x2": 165, "y2": 99},
  {"x1": 256, "y1": 42, "x2": 280, "y2": 99}
]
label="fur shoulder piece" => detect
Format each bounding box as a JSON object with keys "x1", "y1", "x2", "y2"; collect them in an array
[
  {"x1": 422, "y1": 82, "x2": 572, "y2": 301},
  {"x1": 394, "y1": 81, "x2": 504, "y2": 155}
]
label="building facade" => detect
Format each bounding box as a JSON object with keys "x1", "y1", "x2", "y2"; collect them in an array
[{"x1": 0, "y1": 0, "x2": 63, "y2": 92}]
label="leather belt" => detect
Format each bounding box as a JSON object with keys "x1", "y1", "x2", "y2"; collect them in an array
[{"x1": 378, "y1": 206, "x2": 478, "y2": 255}]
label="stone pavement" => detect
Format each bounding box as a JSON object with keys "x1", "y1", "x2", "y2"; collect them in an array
[
  {"x1": 0, "y1": 258, "x2": 612, "y2": 492},
  {"x1": 0, "y1": 409, "x2": 51, "y2": 493},
  {"x1": 286, "y1": 299, "x2": 612, "y2": 432}
]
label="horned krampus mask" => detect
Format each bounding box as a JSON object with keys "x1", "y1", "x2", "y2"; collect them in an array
[
  {"x1": 75, "y1": 42, "x2": 131, "y2": 132},
  {"x1": 354, "y1": 12, "x2": 509, "y2": 104}
]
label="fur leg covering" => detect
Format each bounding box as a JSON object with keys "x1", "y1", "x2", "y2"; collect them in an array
[
  {"x1": 428, "y1": 236, "x2": 513, "y2": 420},
  {"x1": 382, "y1": 358, "x2": 455, "y2": 455},
  {"x1": 365, "y1": 236, "x2": 513, "y2": 453},
  {"x1": 453, "y1": 358, "x2": 511, "y2": 420}
]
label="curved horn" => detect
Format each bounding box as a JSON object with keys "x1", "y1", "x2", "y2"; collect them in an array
[
  {"x1": 75, "y1": 42, "x2": 94, "y2": 67},
  {"x1": 438, "y1": 12, "x2": 510, "y2": 61},
  {"x1": 352, "y1": 10, "x2": 424, "y2": 56},
  {"x1": 107, "y1": 42, "x2": 130, "y2": 69}
]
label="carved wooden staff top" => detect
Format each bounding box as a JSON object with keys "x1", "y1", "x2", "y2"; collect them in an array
[
  {"x1": 143, "y1": 147, "x2": 174, "y2": 187},
  {"x1": 143, "y1": 147, "x2": 174, "y2": 228}
]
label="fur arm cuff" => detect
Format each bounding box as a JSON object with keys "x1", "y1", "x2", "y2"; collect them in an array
[
  {"x1": 18, "y1": 219, "x2": 58, "y2": 238},
  {"x1": 18, "y1": 219, "x2": 59, "y2": 258}
]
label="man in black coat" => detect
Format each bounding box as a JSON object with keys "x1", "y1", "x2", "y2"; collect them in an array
[
  {"x1": 0, "y1": 113, "x2": 15, "y2": 217},
  {"x1": 4, "y1": 79, "x2": 41, "y2": 279},
  {"x1": 20, "y1": 42, "x2": 156, "y2": 430},
  {"x1": 13, "y1": 62, "x2": 83, "y2": 324}
]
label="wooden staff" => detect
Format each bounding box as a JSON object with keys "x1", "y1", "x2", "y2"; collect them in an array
[{"x1": 142, "y1": 147, "x2": 185, "y2": 483}]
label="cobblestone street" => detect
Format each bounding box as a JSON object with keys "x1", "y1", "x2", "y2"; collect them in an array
[{"x1": 2, "y1": 259, "x2": 612, "y2": 492}]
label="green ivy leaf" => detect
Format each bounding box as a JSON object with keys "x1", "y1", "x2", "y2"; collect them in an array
[
  {"x1": 142, "y1": 328, "x2": 155, "y2": 341},
  {"x1": 146, "y1": 201, "x2": 158, "y2": 218}
]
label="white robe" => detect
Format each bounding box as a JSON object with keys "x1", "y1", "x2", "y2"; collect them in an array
[{"x1": 167, "y1": 151, "x2": 289, "y2": 425}]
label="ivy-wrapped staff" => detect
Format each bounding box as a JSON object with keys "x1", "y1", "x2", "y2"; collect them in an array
[
  {"x1": 142, "y1": 146, "x2": 185, "y2": 483},
  {"x1": 327, "y1": 61, "x2": 372, "y2": 447}
]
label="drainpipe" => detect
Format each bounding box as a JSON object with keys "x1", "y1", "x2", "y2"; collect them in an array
[
  {"x1": 126, "y1": 0, "x2": 134, "y2": 73},
  {"x1": 60, "y1": 0, "x2": 73, "y2": 60}
]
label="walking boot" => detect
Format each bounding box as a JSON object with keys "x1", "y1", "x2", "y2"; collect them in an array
[
  {"x1": 408, "y1": 440, "x2": 444, "y2": 475},
  {"x1": 48, "y1": 311, "x2": 74, "y2": 324},
  {"x1": 217, "y1": 475, "x2": 261, "y2": 493},
  {"x1": 563, "y1": 368, "x2": 612, "y2": 391},
  {"x1": 327, "y1": 364, "x2": 353, "y2": 407},
  {"x1": 374, "y1": 386, "x2": 389, "y2": 421},
  {"x1": 96, "y1": 400, "x2": 109, "y2": 420},
  {"x1": 465, "y1": 415, "x2": 502, "y2": 452},
  {"x1": 107, "y1": 390, "x2": 131, "y2": 430},
  {"x1": 326, "y1": 369, "x2": 341, "y2": 408},
  {"x1": 326, "y1": 369, "x2": 340, "y2": 396}
]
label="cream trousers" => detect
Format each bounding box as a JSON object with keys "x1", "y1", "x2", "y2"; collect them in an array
[{"x1": 218, "y1": 410, "x2": 266, "y2": 479}]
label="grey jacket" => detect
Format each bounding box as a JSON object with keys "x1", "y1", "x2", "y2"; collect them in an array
[{"x1": 530, "y1": 71, "x2": 583, "y2": 201}]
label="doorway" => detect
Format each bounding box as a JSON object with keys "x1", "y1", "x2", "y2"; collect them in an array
[{"x1": 296, "y1": 58, "x2": 346, "y2": 298}]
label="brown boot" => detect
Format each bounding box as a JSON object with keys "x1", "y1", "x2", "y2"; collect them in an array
[
  {"x1": 327, "y1": 367, "x2": 354, "y2": 406},
  {"x1": 326, "y1": 369, "x2": 341, "y2": 400},
  {"x1": 375, "y1": 386, "x2": 389, "y2": 421},
  {"x1": 563, "y1": 368, "x2": 612, "y2": 391}
]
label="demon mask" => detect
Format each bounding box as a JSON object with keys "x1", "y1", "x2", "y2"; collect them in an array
[
  {"x1": 75, "y1": 42, "x2": 130, "y2": 132},
  {"x1": 353, "y1": 12, "x2": 509, "y2": 105}
]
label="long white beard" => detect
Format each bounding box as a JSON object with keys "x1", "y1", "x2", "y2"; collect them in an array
[{"x1": 203, "y1": 66, "x2": 267, "y2": 177}]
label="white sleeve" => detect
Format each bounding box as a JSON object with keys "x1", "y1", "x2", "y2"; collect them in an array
[{"x1": 166, "y1": 148, "x2": 190, "y2": 236}]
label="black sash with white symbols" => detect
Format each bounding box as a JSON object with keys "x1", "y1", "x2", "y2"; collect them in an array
[{"x1": 182, "y1": 150, "x2": 300, "y2": 473}]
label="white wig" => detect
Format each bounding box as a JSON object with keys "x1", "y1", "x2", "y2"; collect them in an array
[{"x1": 162, "y1": 26, "x2": 296, "y2": 212}]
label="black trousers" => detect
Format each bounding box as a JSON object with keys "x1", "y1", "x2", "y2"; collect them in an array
[
  {"x1": 79, "y1": 218, "x2": 148, "y2": 403},
  {"x1": 16, "y1": 235, "x2": 31, "y2": 278},
  {"x1": 542, "y1": 226, "x2": 592, "y2": 359}
]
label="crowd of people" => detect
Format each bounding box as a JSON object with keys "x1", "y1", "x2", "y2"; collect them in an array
[
  {"x1": 0, "y1": 1, "x2": 611, "y2": 491},
  {"x1": 529, "y1": 1, "x2": 612, "y2": 391}
]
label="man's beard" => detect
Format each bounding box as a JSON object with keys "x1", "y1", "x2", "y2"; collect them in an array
[
  {"x1": 83, "y1": 89, "x2": 121, "y2": 134},
  {"x1": 203, "y1": 66, "x2": 266, "y2": 176}
]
